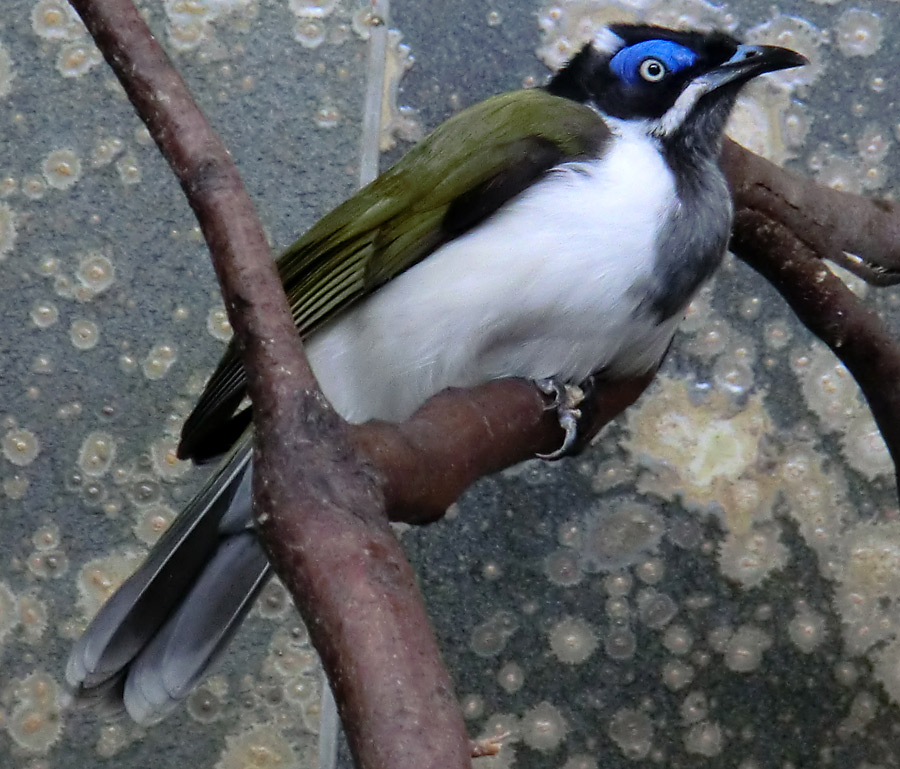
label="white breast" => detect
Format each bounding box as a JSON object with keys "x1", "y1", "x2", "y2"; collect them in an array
[{"x1": 306, "y1": 129, "x2": 681, "y2": 424}]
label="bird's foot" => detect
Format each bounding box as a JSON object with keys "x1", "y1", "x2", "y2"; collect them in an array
[{"x1": 535, "y1": 377, "x2": 592, "y2": 460}]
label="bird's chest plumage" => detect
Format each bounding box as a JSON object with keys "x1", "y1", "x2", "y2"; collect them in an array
[{"x1": 306, "y1": 130, "x2": 729, "y2": 424}]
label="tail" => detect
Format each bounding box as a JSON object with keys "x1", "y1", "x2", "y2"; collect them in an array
[{"x1": 66, "y1": 436, "x2": 271, "y2": 725}]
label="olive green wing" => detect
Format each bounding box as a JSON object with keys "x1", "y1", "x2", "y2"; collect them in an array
[{"x1": 178, "y1": 89, "x2": 610, "y2": 461}]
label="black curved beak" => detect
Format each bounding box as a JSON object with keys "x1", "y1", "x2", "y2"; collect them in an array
[{"x1": 706, "y1": 44, "x2": 808, "y2": 89}]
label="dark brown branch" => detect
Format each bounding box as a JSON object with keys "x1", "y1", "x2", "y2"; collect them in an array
[
  {"x1": 722, "y1": 138, "x2": 900, "y2": 283},
  {"x1": 721, "y1": 140, "x2": 900, "y2": 493},
  {"x1": 729, "y1": 209, "x2": 900, "y2": 491},
  {"x1": 365, "y1": 375, "x2": 653, "y2": 525}
]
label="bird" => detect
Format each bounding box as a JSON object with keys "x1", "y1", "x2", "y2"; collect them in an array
[{"x1": 66, "y1": 23, "x2": 805, "y2": 724}]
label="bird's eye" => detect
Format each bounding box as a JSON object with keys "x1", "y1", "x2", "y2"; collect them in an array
[{"x1": 639, "y1": 57, "x2": 667, "y2": 82}]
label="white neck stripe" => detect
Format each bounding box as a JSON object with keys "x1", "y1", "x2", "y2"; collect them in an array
[{"x1": 592, "y1": 28, "x2": 625, "y2": 56}]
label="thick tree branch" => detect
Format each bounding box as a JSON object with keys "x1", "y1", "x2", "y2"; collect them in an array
[
  {"x1": 722, "y1": 138, "x2": 900, "y2": 284},
  {"x1": 366, "y1": 375, "x2": 653, "y2": 524}
]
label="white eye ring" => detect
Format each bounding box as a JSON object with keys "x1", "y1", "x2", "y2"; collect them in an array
[{"x1": 639, "y1": 57, "x2": 667, "y2": 82}]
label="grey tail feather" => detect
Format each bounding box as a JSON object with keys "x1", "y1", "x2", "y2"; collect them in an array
[{"x1": 66, "y1": 435, "x2": 272, "y2": 724}]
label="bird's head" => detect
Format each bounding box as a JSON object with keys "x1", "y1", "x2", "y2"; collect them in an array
[{"x1": 548, "y1": 24, "x2": 806, "y2": 155}]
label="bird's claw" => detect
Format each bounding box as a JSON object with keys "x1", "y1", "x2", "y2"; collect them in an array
[
  {"x1": 535, "y1": 378, "x2": 586, "y2": 461},
  {"x1": 535, "y1": 377, "x2": 565, "y2": 410}
]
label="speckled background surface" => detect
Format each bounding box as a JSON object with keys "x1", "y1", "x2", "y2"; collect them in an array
[{"x1": 2, "y1": 1, "x2": 900, "y2": 768}]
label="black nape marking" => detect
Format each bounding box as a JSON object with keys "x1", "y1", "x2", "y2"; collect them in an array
[{"x1": 546, "y1": 46, "x2": 603, "y2": 104}]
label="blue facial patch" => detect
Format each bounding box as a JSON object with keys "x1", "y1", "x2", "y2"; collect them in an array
[{"x1": 610, "y1": 39, "x2": 699, "y2": 85}]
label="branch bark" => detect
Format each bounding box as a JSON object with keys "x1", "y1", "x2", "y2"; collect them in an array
[
  {"x1": 722, "y1": 138, "x2": 900, "y2": 282},
  {"x1": 721, "y1": 139, "x2": 900, "y2": 491}
]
